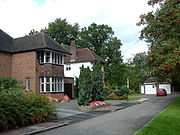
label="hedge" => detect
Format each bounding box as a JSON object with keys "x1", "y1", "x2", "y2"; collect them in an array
[{"x1": 0, "y1": 77, "x2": 56, "y2": 131}]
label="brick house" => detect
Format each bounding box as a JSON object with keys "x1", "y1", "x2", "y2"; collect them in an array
[{"x1": 0, "y1": 29, "x2": 74, "y2": 99}]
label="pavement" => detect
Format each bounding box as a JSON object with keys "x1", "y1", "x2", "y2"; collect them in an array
[{"x1": 0, "y1": 94, "x2": 177, "y2": 135}]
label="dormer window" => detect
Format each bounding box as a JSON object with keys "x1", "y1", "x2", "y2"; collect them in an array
[{"x1": 39, "y1": 51, "x2": 64, "y2": 65}]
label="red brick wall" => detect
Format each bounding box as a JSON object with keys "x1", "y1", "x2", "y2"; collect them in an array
[
  {"x1": 41, "y1": 93, "x2": 64, "y2": 99},
  {"x1": 64, "y1": 77, "x2": 74, "y2": 84},
  {"x1": 11, "y1": 51, "x2": 37, "y2": 93},
  {"x1": 0, "y1": 52, "x2": 12, "y2": 77},
  {"x1": 37, "y1": 64, "x2": 64, "y2": 77}
]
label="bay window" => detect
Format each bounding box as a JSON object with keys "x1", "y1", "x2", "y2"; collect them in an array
[
  {"x1": 39, "y1": 51, "x2": 64, "y2": 65},
  {"x1": 40, "y1": 77, "x2": 64, "y2": 92}
]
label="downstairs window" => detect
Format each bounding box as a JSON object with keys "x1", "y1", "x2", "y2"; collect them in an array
[{"x1": 40, "y1": 77, "x2": 64, "y2": 93}]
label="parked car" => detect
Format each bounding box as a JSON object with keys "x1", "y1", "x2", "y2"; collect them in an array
[{"x1": 157, "y1": 88, "x2": 167, "y2": 96}]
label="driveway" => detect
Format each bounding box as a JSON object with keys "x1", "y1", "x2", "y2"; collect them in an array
[
  {"x1": 38, "y1": 94, "x2": 179, "y2": 135},
  {"x1": 54, "y1": 99, "x2": 137, "y2": 124}
]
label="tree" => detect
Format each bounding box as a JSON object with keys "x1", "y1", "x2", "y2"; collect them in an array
[
  {"x1": 78, "y1": 63, "x2": 106, "y2": 106},
  {"x1": 77, "y1": 66, "x2": 93, "y2": 106},
  {"x1": 78, "y1": 23, "x2": 124, "y2": 87},
  {"x1": 126, "y1": 52, "x2": 148, "y2": 92},
  {"x1": 91, "y1": 62, "x2": 106, "y2": 101},
  {"x1": 137, "y1": 0, "x2": 180, "y2": 84},
  {"x1": 78, "y1": 23, "x2": 114, "y2": 57},
  {"x1": 47, "y1": 18, "x2": 80, "y2": 44}
]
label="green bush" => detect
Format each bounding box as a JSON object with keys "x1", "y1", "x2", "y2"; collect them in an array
[
  {"x1": 0, "y1": 77, "x2": 56, "y2": 131},
  {"x1": 78, "y1": 62, "x2": 106, "y2": 106},
  {"x1": 115, "y1": 85, "x2": 129, "y2": 97},
  {"x1": 0, "y1": 92, "x2": 56, "y2": 131},
  {"x1": 0, "y1": 77, "x2": 22, "y2": 93}
]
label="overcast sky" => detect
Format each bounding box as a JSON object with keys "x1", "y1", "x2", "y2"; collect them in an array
[{"x1": 0, "y1": 0, "x2": 152, "y2": 61}]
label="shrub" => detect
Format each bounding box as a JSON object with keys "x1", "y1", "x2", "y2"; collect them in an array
[
  {"x1": 0, "y1": 91, "x2": 56, "y2": 131},
  {"x1": 77, "y1": 63, "x2": 106, "y2": 106},
  {"x1": 115, "y1": 85, "x2": 129, "y2": 97},
  {"x1": 0, "y1": 77, "x2": 22, "y2": 94},
  {"x1": 91, "y1": 62, "x2": 106, "y2": 101},
  {"x1": 78, "y1": 66, "x2": 93, "y2": 106}
]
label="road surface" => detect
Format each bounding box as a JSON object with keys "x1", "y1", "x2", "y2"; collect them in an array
[{"x1": 38, "y1": 94, "x2": 179, "y2": 135}]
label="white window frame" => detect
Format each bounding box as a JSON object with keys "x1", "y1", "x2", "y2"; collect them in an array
[
  {"x1": 40, "y1": 77, "x2": 64, "y2": 93},
  {"x1": 39, "y1": 51, "x2": 64, "y2": 65}
]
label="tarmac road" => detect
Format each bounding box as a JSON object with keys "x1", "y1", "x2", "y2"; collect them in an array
[{"x1": 38, "y1": 94, "x2": 179, "y2": 135}]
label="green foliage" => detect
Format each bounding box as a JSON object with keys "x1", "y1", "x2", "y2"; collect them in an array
[
  {"x1": 78, "y1": 23, "x2": 124, "y2": 87},
  {"x1": 78, "y1": 63, "x2": 106, "y2": 106},
  {"x1": 92, "y1": 62, "x2": 106, "y2": 101},
  {"x1": 137, "y1": 0, "x2": 180, "y2": 84},
  {"x1": 126, "y1": 52, "x2": 149, "y2": 93},
  {"x1": 78, "y1": 66, "x2": 93, "y2": 106},
  {"x1": 78, "y1": 23, "x2": 114, "y2": 57},
  {"x1": 0, "y1": 77, "x2": 56, "y2": 131},
  {"x1": 0, "y1": 77, "x2": 22, "y2": 93},
  {"x1": 47, "y1": 18, "x2": 80, "y2": 44},
  {"x1": 115, "y1": 85, "x2": 129, "y2": 97},
  {"x1": 0, "y1": 92, "x2": 56, "y2": 131}
]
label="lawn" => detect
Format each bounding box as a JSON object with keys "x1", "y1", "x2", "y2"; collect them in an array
[
  {"x1": 129, "y1": 93, "x2": 142, "y2": 97},
  {"x1": 128, "y1": 96, "x2": 140, "y2": 101},
  {"x1": 135, "y1": 97, "x2": 180, "y2": 135}
]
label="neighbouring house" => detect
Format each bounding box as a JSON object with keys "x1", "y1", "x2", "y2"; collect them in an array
[
  {"x1": 61, "y1": 39, "x2": 106, "y2": 83},
  {"x1": 140, "y1": 77, "x2": 172, "y2": 94},
  {"x1": 0, "y1": 29, "x2": 74, "y2": 99}
]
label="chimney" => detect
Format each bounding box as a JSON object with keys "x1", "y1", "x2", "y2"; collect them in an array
[{"x1": 69, "y1": 38, "x2": 77, "y2": 61}]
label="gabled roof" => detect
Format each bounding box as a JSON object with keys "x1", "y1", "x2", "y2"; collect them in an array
[
  {"x1": 63, "y1": 45, "x2": 106, "y2": 64},
  {"x1": 0, "y1": 30, "x2": 70, "y2": 54},
  {"x1": 13, "y1": 32, "x2": 70, "y2": 54},
  {"x1": 144, "y1": 77, "x2": 158, "y2": 84},
  {"x1": 0, "y1": 29, "x2": 13, "y2": 52}
]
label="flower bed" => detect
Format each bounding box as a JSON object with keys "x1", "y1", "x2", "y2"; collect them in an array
[{"x1": 78, "y1": 101, "x2": 111, "y2": 111}]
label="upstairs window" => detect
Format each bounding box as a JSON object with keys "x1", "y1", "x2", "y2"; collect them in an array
[
  {"x1": 66, "y1": 65, "x2": 71, "y2": 71},
  {"x1": 39, "y1": 51, "x2": 64, "y2": 65}
]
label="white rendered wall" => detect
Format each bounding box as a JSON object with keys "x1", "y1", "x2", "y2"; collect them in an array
[
  {"x1": 159, "y1": 84, "x2": 171, "y2": 94},
  {"x1": 144, "y1": 84, "x2": 157, "y2": 94},
  {"x1": 140, "y1": 85, "x2": 145, "y2": 94},
  {"x1": 64, "y1": 62, "x2": 93, "y2": 79}
]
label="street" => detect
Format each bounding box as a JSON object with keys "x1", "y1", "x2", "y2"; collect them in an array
[{"x1": 38, "y1": 94, "x2": 179, "y2": 135}]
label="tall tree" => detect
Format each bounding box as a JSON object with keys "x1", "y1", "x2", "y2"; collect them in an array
[
  {"x1": 47, "y1": 18, "x2": 80, "y2": 44},
  {"x1": 127, "y1": 52, "x2": 148, "y2": 92},
  {"x1": 137, "y1": 0, "x2": 180, "y2": 84},
  {"x1": 78, "y1": 23, "x2": 124, "y2": 87},
  {"x1": 92, "y1": 62, "x2": 106, "y2": 101},
  {"x1": 78, "y1": 66, "x2": 93, "y2": 106},
  {"x1": 78, "y1": 23, "x2": 114, "y2": 57}
]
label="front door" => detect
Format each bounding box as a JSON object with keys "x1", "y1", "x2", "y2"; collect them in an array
[{"x1": 64, "y1": 83, "x2": 73, "y2": 99}]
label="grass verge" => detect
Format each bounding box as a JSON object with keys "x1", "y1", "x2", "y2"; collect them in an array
[
  {"x1": 129, "y1": 94, "x2": 142, "y2": 97},
  {"x1": 135, "y1": 97, "x2": 180, "y2": 135},
  {"x1": 128, "y1": 96, "x2": 140, "y2": 100}
]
